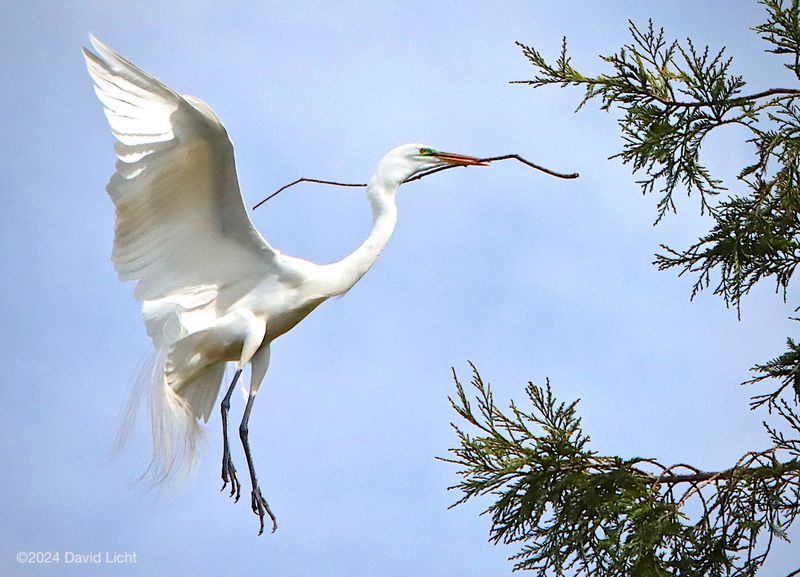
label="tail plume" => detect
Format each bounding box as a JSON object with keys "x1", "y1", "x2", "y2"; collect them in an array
[
  {"x1": 119, "y1": 290, "x2": 228, "y2": 484},
  {"x1": 146, "y1": 348, "x2": 205, "y2": 483},
  {"x1": 117, "y1": 348, "x2": 221, "y2": 485}
]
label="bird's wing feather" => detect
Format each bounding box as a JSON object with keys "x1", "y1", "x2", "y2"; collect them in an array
[{"x1": 83, "y1": 35, "x2": 280, "y2": 302}]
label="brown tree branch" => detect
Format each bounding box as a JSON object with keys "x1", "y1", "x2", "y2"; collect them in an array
[
  {"x1": 511, "y1": 79, "x2": 800, "y2": 108},
  {"x1": 252, "y1": 154, "x2": 579, "y2": 210},
  {"x1": 632, "y1": 454, "x2": 800, "y2": 485},
  {"x1": 652, "y1": 87, "x2": 800, "y2": 108}
]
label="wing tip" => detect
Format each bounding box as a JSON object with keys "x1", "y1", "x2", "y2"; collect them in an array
[
  {"x1": 88, "y1": 33, "x2": 116, "y2": 61},
  {"x1": 82, "y1": 32, "x2": 104, "y2": 59},
  {"x1": 82, "y1": 33, "x2": 110, "y2": 73}
]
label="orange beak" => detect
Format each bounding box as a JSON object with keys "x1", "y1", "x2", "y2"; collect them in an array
[{"x1": 433, "y1": 151, "x2": 489, "y2": 166}]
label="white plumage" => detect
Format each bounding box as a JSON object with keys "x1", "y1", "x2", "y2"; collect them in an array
[{"x1": 83, "y1": 34, "x2": 487, "y2": 533}]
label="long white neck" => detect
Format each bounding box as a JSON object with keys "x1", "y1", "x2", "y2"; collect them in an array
[{"x1": 320, "y1": 175, "x2": 399, "y2": 297}]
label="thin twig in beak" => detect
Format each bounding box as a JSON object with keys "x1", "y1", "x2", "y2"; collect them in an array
[{"x1": 253, "y1": 153, "x2": 579, "y2": 210}]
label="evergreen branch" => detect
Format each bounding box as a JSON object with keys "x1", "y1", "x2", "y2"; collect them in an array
[
  {"x1": 514, "y1": 20, "x2": 756, "y2": 223},
  {"x1": 747, "y1": 333, "x2": 800, "y2": 410},
  {"x1": 755, "y1": 0, "x2": 800, "y2": 79},
  {"x1": 453, "y1": 3, "x2": 800, "y2": 575},
  {"x1": 445, "y1": 366, "x2": 800, "y2": 576},
  {"x1": 515, "y1": 6, "x2": 800, "y2": 307},
  {"x1": 651, "y1": 87, "x2": 800, "y2": 108},
  {"x1": 634, "y1": 458, "x2": 800, "y2": 485}
]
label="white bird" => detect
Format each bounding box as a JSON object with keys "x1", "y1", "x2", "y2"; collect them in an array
[{"x1": 82, "y1": 36, "x2": 487, "y2": 534}]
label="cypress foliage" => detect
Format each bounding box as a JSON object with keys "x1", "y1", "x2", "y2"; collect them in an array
[{"x1": 446, "y1": 2, "x2": 800, "y2": 575}]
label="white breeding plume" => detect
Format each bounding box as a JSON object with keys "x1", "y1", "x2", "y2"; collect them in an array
[{"x1": 82, "y1": 35, "x2": 487, "y2": 534}]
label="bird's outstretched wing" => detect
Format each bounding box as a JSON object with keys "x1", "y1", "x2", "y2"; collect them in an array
[{"x1": 83, "y1": 35, "x2": 279, "y2": 302}]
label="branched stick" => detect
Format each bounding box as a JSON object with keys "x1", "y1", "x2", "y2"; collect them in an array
[{"x1": 252, "y1": 154, "x2": 579, "y2": 210}]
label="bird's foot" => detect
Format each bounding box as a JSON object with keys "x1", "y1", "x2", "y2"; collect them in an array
[
  {"x1": 250, "y1": 484, "x2": 278, "y2": 535},
  {"x1": 221, "y1": 450, "x2": 241, "y2": 501}
]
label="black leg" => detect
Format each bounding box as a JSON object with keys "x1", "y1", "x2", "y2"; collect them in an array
[
  {"x1": 240, "y1": 392, "x2": 278, "y2": 535},
  {"x1": 220, "y1": 369, "x2": 242, "y2": 501}
]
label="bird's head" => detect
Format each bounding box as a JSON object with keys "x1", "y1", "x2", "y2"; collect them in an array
[{"x1": 375, "y1": 143, "x2": 488, "y2": 186}]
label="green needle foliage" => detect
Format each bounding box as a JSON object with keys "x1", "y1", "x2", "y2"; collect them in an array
[
  {"x1": 445, "y1": 2, "x2": 800, "y2": 575},
  {"x1": 513, "y1": 1, "x2": 800, "y2": 310},
  {"x1": 445, "y1": 366, "x2": 800, "y2": 576}
]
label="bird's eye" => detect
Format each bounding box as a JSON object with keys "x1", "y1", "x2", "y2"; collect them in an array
[{"x1": 419, "y1": 147, "x2": 437, "y2": 156}]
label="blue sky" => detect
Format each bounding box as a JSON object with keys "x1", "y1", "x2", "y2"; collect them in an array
[{"x1": 1, "y1": 0, "x2": 797, "y2": 575}]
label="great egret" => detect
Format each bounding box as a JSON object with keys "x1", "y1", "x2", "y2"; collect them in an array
[{"x1": 82, "y1": 35, "x2": 488, "y2": 534}]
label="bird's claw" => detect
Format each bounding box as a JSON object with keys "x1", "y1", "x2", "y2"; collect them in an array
[
  {"x1": 250, "y1": 485, "x2": 278, "y2": 535},
  {"x1": 221, "y1": 453, "x2": 241, "y2": 501}
]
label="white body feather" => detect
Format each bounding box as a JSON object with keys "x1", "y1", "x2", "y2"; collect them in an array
[{"x1": 82, "y1": 36, "x2": 450, "y2": 482}]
